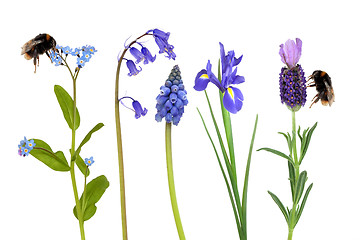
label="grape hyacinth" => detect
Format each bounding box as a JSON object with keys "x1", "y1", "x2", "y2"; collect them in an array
[
  {"x1": 155, "y1": 65, "x2": 188, "y2": 126},
  {"x1": 278, "y1": 38, "x2": 307, "y2": 111}
]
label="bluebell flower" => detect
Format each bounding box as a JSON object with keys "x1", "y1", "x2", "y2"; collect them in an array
[
  {"x1": 278, "y1": 38, "x2": 307, "y2": 111},
  {"x1": 18, "y1": 137, "x2": 36, "y2": 157},
  {"x1": 84, "y1": 156, "x2": 95, "y2": 166},
  {"x1": 126, "y1": 59, "x2": 142, "y2": 76},
  {"x1": 148, "y1": 29, "x2": 176, "y2": 60},
  {"x1": 155, "y1": 65, "x2": 188, "y2": 126},
  {"x1": 194, "y1": 42, "x2": 245, "y2": 114},
  {"x1": 130, "y1": 47, "x2": 145, "y2": 64},
  {"x1": 141, "y1": 46, "x2": 156, "y2": 64},
  {"x1": 119, "y1": 96, "x2": 148, "y2": 119}
]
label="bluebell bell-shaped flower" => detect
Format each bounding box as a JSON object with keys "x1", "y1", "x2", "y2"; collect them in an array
[
  {"x1": 278, "y1": 38, "x2": 307, "y2": 111},
  {"x1": 141, "y1": 46, "x2": 156, "y2": 64},
  {"x1": 194, "y1": 42, "x2": 245, "y2": 114},
  {"x1": 155, "y1": 65, "x2": 188, "y2": 126},
  {"x1": 130, "y1": 47, "x2": 145, "y2": 64},
  {"x1": 126, "y1": 59, "x2": 142, "y2": 76},
  {"x1": 148, "y1": 29, "x2": 176, "y2": 60},
  {"x1": 119, "y1": 96, "x2": 148, "y2": 119}
]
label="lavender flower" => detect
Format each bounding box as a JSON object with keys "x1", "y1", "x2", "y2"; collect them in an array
[{"x1": 279, "y1": 38, "x2": 307, "y2": 111}]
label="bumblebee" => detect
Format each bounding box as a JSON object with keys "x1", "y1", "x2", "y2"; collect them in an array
[
  {"x1": 307, "y1": 70, "x2": 335, "y2": 108},
  {"x1": 21, "y1": 33, "x2": 56, "y2": 73}
]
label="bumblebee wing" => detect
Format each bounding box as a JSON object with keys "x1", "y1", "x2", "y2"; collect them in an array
[
  {"x1": 324, "y1": 81, "x2": 335, "y2": 106},
  {"x1": 21, "y1": 39, "x2": 44, "y2": 55}
]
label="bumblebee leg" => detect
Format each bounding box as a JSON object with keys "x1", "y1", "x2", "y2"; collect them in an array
[
  {"x1": 309, "y1": 94, "x2": 319, "y2": 108},
  {"x1": 45, "y1": 51, "x2": 53, "y2": 63},
  {"x1": 307, "y1": 83, "x2": 316, "y2": 87}
]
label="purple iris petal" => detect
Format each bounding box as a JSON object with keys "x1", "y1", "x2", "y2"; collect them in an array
[
  {"x1": 194, "y1": 69, "x2": 210, "y2": 91},
  {"x1": 130, "y1": 47, "x2": 145, "y2": 64},
  {"x1": 279, "y1": 38, "x2": 302, "y2": 69},
  {"x1": 126, "y1": 59, "x2": 142, "y2": 76},
  {"x1": 132, "y1": 100, "x2": 148, "y2": 119},
  {"x1": 223, "y1": 86, "x2": 244, "y2": 114}
]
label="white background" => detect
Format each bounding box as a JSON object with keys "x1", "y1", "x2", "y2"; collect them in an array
[{"x1": 1, "y1": 0, "x2": 359, "y2": 239}]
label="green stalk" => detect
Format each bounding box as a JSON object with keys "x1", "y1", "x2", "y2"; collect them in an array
[
  {"x1": 165, "y1": 123, "x2": 185, "y2": 240},
  {"x1": 114, "y1": 32, "x2": 150, "y2": 240},
  {"x1": 65, "y1": 63, "x2": 85, "y2": 240},
  {"x1": 288, "y1": 110, "x2": 300, "y2": 240}
]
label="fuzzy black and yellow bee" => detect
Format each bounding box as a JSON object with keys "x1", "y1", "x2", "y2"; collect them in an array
[
  {"x1": 307, "y1": 70, "x2": 335, "y2": 108},
  {"x1": 21, "y1": 33, "x2": 57, "y2": 73}
]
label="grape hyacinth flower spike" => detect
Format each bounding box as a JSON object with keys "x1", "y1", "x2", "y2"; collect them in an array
[{"x1": 156, "y1": 65, "x2": 187, "y2": 239}]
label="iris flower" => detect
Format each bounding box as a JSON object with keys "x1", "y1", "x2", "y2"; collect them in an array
[{"x1": 194, "y1": 42, "x2": 245, "y2": 114}]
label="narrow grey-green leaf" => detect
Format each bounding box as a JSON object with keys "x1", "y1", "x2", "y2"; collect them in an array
[
  {"x1": 299, "y1": 122, "x2": 318, "y2": 164},
  {"x1": 54, "y1": 85, "x2": 80, "y2": 130},
  {"x1": 30, "y1": 139, "x2": 70, "y2": 171},
  {"x1": 268, "y1": 191, "x2": 289, "y2": 223},
  {"x1": 278, "y1": 131, "x2": 292, "y2": 153},
  {"x1": 296, "y1": 183, "x2": 313, "y2": 225},
  {"x1": 288, "y1": 161, "x2": 296, "y2": 201},
  {"x1": 257, "y1": 147, "x2": 294, "y2": 165},
  {"x1": 73, "y1": 175, "x2": 109, "y2": 221},
  {"x1": 294, "y1": 171, "x2": 307, "y2": 204}
]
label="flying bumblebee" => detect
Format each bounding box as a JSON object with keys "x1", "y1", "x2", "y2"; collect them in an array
[
  {"x1": 307, "y1": 70, "x2": 335, "y2": 108},
  {"x1": 21, "y1": 33, "x2": 56, "y2": 73}
]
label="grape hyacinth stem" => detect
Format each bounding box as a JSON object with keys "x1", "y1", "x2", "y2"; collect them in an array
[{"x1": 165, "y1": 122, "x2": 186, "y2": 240}]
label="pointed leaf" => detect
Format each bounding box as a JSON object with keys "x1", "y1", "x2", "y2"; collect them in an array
[
  {"x1": 73, "y1": 175, "x2": 109, "y2": 221},
  {"x1": 299, "y1": 122, "x2": 317, "y2": 164},
  {"x1": 278, "y1": 131, "x2": 292, "y2": 154},
  {"x1": 288, "y1": 161, "x2": 296, "y2": 201},
  {"x1": 257, "y1": 147, "x2": 294, "y2": 165},
  {"x1": 76, "y1": 154, "x2": 90, "y2": 177},
  {"x1": 268, "y1": 191, "x2": 289, "y2": 223},
  {"x1": 296, "y1": 183, "x2": 313, "y2": 225},
  {"x1": 73, "y1": 123, "x2": 104, "y2": 160},
  {"x1": 30, "y1": 139, "x2": 70, "y2": 171},
  {"x1": 294, "y1": 171, "x2": 307, "y2": 204},
  {"x1": 54, "y1": 85, "x2": 80, "y2": 130}
]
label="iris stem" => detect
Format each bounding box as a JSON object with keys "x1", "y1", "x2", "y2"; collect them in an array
[
  {"x1": 165, "y1": 122, "x2": 185, "y2": 240},
  {"x1": 114, "y1": 32, "x2": 150, "y2": 240}
]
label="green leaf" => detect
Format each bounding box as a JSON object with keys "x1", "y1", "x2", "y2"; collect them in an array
[
  {"x1": 278, "y1": 131, "x2": 292, "y2": 154},
  {"x1": 54, "y1": 85, "x2": 80, "y2": 130},
  {"x1": 74, "y1": 175, "x2": 109, "y2": 221},
  {"x1": 197, "y1": 108, "x2": 242, "y2": 238},
  {"x1": 296, "y1": 183, "x2": 313, "y2": 225},
  {"x1": 257, "y1": 147, "x2": 294, "y2": 165},
  {"x1": 73, "y1": 123, "x2": 104, "y2": 160},
  {"x1": 299, "y1": 122, "x2": 317, "y2": 164},
  {"x1": 30, "y1": 139, "x2": 70, "y2": 171},
  {"x1": 268, "y1": 191, "x2": 289, "y2": 223},
  {"x1": 288, "y1": 161, "x2": 296, "y2": 201},
  {"x1": 294, "y1": 171, "x2": 307, "y2": 204},
  {"x1": 242, "y1": 114, "x2": 258, "y2": 232},
  {"x1": 75, "y1": 154, "x2": 90, "y2": 177}
]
